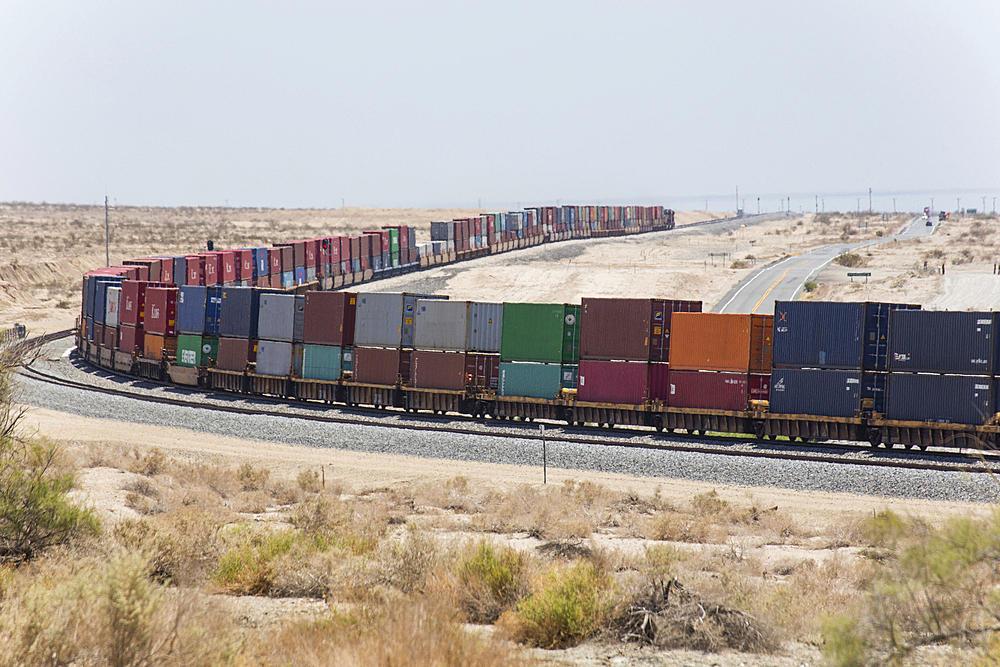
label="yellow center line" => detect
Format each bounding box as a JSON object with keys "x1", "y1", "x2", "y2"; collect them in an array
[{"x1": 751, "y1": 260, "x2": 808, "y2": 314}]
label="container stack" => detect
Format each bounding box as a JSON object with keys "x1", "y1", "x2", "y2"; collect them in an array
[
  {"x1": 578, "y1": 298, "x2": 702, "y2": 404},
  {"x1": 664, "y1": 313, "x2": 773, "y2": 411},
  {"x1": 296, "y1": 292, "x2": 355, "y2": 382},
  {"x1": 769, "y1": 301, "x2": 919, "y2": 417},
  {"x1": 886, "y1": 310, "x2": 999, "y2": 424},
  {"x1": 410, "y1": 299, "x2": 501, "y2": 391},
  {"x1": 142, "y1": 286, "x2": 178, "y2": 361},
  {"x1": 498, "y1": 303, "x2": 580, "y2": 399}
]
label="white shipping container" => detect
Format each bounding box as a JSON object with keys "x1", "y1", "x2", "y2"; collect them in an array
[{"x1": 104, "y1": 285, "x2": 122, "y2": 328}]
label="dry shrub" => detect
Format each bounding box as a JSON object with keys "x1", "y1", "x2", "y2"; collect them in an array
[
  {"x1": 351, "y1": 523, "x2": 439, "y2": 598},
  {"x1": 237, "y1": 462, "x2": 270, "y2": 492},
  {"x1": 646, "y1": 511, "x2": 722, "y2": 544},
  {"x1": 173, "y1": 460, "x2": 241, "y2": 500},
  {"x1": 499, "y1": 559, "x2": 615, "y2": 649},
  {"x1": 290, "y1": 494, "x2": 385, "y2": 554},
  {"x1": 470, "y1": 483, "x2": 595, "y2": 539},
  {"x1": 130, "y1": 447, "x2": 167, "y2": 476},
  {"x1": 233, "y1": 490, "x2": 269, "y2": 514},
  {"x1": 243, "y1": 597, "x2": 526, "y2": 667},
  {"x1": 0, "y1": 550, "x2": 239, "y2": 667},
  {"x1": 297, "y1": 469, "x2": 322, "y2": 493},
  {"x1": 113, "y1": 507, "x2": 227, "y2": 586},
  {"x1": 411, "y1": 475, "x2": 483, "y2": 514},
  {"x1": 454, "y1": 539, "x2": 531, "y2": 623}
]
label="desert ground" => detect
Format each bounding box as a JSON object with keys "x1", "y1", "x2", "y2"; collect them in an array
[{"x1": 4, "y1": 203, "x2": 1000, "y2": 665}]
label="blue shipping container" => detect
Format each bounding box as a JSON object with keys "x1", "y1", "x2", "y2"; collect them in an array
[
  {"x1": 889, "y1": 310, "x2": 998, "y2": 375},
  {"x1": 281, "y1": 271, "x2": 294, "y2": 288},
  {"x1": 173, "y1": 257, "x2": 187, "y2": 286},
  {"x1": 863, "y1": 302, "x2": 920, "y2": 371},
  {"x1": 887, "y1": 373, "x2": 996, "y2": 425},
  {"x1": 769, "y1": 368, "x2": 862, "y2": 418},
  {"x1": 254, "y1": 247, "x2": 268, "y2": 278},
  {"x1": 219, "y1": 286, "x2": 264, "y2": 339},
  {"x1": 177, "y1": 285, "x2": 207, "y2": 335},
  {"x1": 294, "y1": 267, "x2": 306, "y2": 286},
  {"x1": 204, "y1": 287, "x2": 223, "y2": 336}
]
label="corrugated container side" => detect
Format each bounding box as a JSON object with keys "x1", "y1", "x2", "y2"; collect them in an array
[
  {"x1": 669, "y1": 313, "x2": 752, "y2": 372},
  {"x1": 413, "y1": 300, "x2": 469, "y2": 351},
  {"x1": 467, "y1": 302, "x2": 503, "y2": 352},
  {"x1": 301, "y1": 344, "x2": 343, "y2": 381},
  {"x1": 499, "y1": 362, "x2": 562, "y2": 399},
  {"x1": 772, "y1": 301, "x2": 864, "y2": 369},
  {"x1": 578, "y1": 360, "x2": 650, "y2": 404},
  {"x1": 353, "y1": 347, "x2": 402, "y2": 385},
  {"x1": 749, "y1": 314, "x2": 774, "y2": 373},
  {"x1": 144, "y1": 287, "x2": 177, "y2": 336},
  {"x1": 118, "y1": 325, "x2": 142, "y2": 354},
  {"x1": 886, "y1": 373, "x2": 996, "y2": 425},
  {"x1": 219, "y1": 287, "x2": 256, "y2": 339},
  {"x1": 748, "y1": 373, "x2": 771, "y2": 403},
  {"x1": 768, "y1": 368, "x2": 861, "y2": 418},
  {"x1": 258, "y1": 293, "x2": 295, "y2": 342},
  {"x1": 648, "y1": 362, "x2": 670, "y2": 400},
  {"x1": 293, "y1": 295, "x2": 305, "y2": 343},
  {"x1": 580, "y1": 298, "x2": 651, "y2": 361},
  {"x1": 667, "y1": 370, "x2": 749, "y2": 411},
  {"x1": 501, "y1": 303, "x2": 571, "y2": 363},
  {"x1": 176, "y1": 334, "x2": 203, "y2": 367},
  {"x1": 302, "y1": 292, "x2": 356, "y2": 346},
  {"x1": 411, "y1": 351, "x2": 467, "y2": 390},
  {"x1": 217, "y1": 337, "x2": 252, "y2": 372},
  {"x1": 864, "y1": 302, "x2": 920, "y2": 371},
  {"x1": 256, "y1": 340, "x2": 293, "y2": 377},
  {"x1": 402, "y1": 294, "x2": 447, "y2": 348},
  {"x1": 104, "y1": 286, "x2": 121, "y2": 328},
  {"x1": 649, "y1": 299, "x2": 702, "y2": 362},
  {"x1": 354, "y1": 293, "x2": 404, "y2": 348},
  {"x1": 888, "y1": 310, "x2": 997, "y2": 375}
]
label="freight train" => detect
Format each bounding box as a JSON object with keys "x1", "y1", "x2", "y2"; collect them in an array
[{"x1": 75, "y1": 204, "x2": 1000, "y2": 452}]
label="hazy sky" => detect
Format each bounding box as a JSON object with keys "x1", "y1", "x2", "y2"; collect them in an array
[{"x1": 2, "y1": 1, "x2": 998, "y2": 212}]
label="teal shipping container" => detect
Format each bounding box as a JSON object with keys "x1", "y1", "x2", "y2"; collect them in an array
[
  {"x1": 302, "y1": 344, "x2": 345, "y2": 381},
  {"x1": 500, "y1": 303, "x2": 580, "y2": 364},
  {"x1": 499, "y1": 362, "x2": 578, "y2": 399}
]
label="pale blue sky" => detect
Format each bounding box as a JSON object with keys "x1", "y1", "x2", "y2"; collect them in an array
[{"x1": 2, "y1": 1, "x2": 997, "y2": 212}]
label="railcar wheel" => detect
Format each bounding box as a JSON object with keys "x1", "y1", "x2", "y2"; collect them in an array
[
  {"x1": 866, "y1": 427, "x2": 884, "y2": 448},
  {"x1": 752, "y1": 421, "x2": 766, "y2": 440}
]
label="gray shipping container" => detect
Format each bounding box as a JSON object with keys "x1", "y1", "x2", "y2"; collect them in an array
[
  {"x1": 887, "y1": 373, "x2": 996, "y2": 425},
  {"x1": 889, "y1": 310, "x2": 999, "y2": 375},
  {"x1": 467, "y1": 302, "x2": 503, "y2": 352},
  {"x1": 402, "y1": 293, "x2": 446, "y2": 347},
  {"x1": 414, "y1": 299, "x2": 469, "y2": 351},
  {"x1": 293, "y1": 295, "x2": 305, "y2": 343},
  {"x1": 256, "y1": 339, "x2": 293, "y2": 377},
  {"x1": 258, "y1": 293, "x2": 295, "y2": 342},
  {"x1": 354, "y1": 293, "x2": 404, "y2": 348}
]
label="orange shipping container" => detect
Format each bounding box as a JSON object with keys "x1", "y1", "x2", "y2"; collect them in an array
[
  {"x1": 668, "y1": 313, "x2": 772, "y2": 372},
  {"x1": 143, "y1": 333, "x2": 177, "y2": 362}
]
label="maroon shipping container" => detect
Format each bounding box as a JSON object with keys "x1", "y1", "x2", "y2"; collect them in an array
[
  {"x1": 93, "y1": 323, "x2": 104, "y2": 346},
  {"x1": 236, "y1": 249, "x2": 254, "y2": 281},
  {"x1": 270, "y1": 247, "x2": 283, "y2": 275},
  {"x1": 340, "y1": 236, "x2": 352, "y2": 267},
  {"x1": 124, "y1": 259, "x2": 157, "y2": 282},
  {"x1": 350, "y1": 237, "x2": 362, "y2": 267},
  {"x1": 103, "y1": 324, "x2": 117, "y2": 350},
  {"x1": 217, "y1": 337, "x2": 255, "y2": 372},
  {"x1": 185, "y1": 255, "x2": 205, "y2": 286},
  {"x1": 280, "y1": 246, "x2": 294, "y2": 271},
  {"x1": 649, "y1": 299, "x2": 703, "y2": 362},
  {"x1": 354, "y1": 347, "x2": 403, "y2": 385},
  {"x1": 304, "y1": 239, "x2": 318, "y2": 267},
  {"x1": 201, "y1": 253, "x2": 219, "y2": 286},
  {"x1": 214, "y1": 251, "x2": 236, "y2": 284},
  {"x1": 578, "y1": 360, "x2": 650, "y2": 404},
  {"x1": 411, "y1": 351, "x2": 467, "y2": 391},
  {"x1": 144, "y1": 287, "x2": 178, "y2": 336},
  {"x1": 118, "y1": 324, "x2": 143, "y2": 354},
  {"x1": 302, "y1": 292, "x2": 357, "y2": 346},
  {"x1": 157, "y1": 258, "x2": 173, "y2": 284},
  {"x1": 748, "y1": 373, "x2": 771, "y2": 403},
  {"x1": 581, "y1": 298, "x2": 652, "y2": 361},
  {"x1": 329, "y1": 236, "x2": 342, "y2": 269},
  {"x1": 126, "y1": 262, "x2": 149, "y2": 281},
  {"x1": 120, "y1": 280, "x2": 144, "y2": 328},
  {"x1": 649, "y1": 362, "x2": 671, "y2": 401},
  {"x1": 466, "y1": 353, "x2": 500, "y2": 391},
  {"x1": 666, "y1": 370, "x2": 749, "y2": 412}
]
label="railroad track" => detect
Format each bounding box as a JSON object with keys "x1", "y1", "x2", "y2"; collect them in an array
[{"x1": 18, "y1": 331, "x2": 1000, "y2": 476}]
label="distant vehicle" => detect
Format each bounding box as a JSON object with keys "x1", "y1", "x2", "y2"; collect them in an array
[
  {"x1": 939, "y1": 211, "x2": 947, "y2": 221},
  {"x1": 924, "y1": 206, "x2": 931, "y2": 218},
  {"x1": 926, "y1": 219, "x2": 933, "y2": 226}
]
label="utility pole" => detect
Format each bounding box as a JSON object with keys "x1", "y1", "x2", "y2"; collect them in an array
[
  {"x1": 815, "y1": 195, "x2": 818, "y2": 214},
  {"x1": 105, "y1": 195, "x2": 110, "y2": 267},
  {"x1": 957, "y1": 198, "x2": 961, "y2": 214},
  {"x1": 822, "y1": 199, "x2": 825, "y2": 213},
  {"x1": 893, "y1": 198, "x2": 897, "y2": 214},
  {"x1": 993, "y1": 197, "x2": 996, "y2": 215},
  {"x1": 736, "y1": 185, "x2": 738, "y2": 214},
  {"x1": 983, "y1": 196, "x2": 987, "y2": 213},
  {"x1": 787, "y1": 196, "x2": 790, "y2": 213},
  {"x1": 931, "y1": 197, "x2": 934, "y2": 212},
  {"x1": 757, "y1": 197, "x2": 760, "y2": 214},
  {"x1": 869, "y1": 188, "x2": 872, "y2": 214}
]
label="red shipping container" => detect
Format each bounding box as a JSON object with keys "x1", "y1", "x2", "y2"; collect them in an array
[
  {"x1": 94, "y1": 323, "x2": 104, "y2": 347},
  {"x1": 214, "y1": 251, "x2": 236, "y2": 284},
  {"x1": 157, "y1": 258, "x2": 174, "y2": 284},
  {"x1": 302, "y1": 292, "x2": 357, "y2": 346},
  {"x1": 123, "y1": 260, "x2": 150, "y2": 282},
  {"x1": 578, "y1": 360, "x2": 650, "y2": 404},
  {"x1": 304, "y1": 239, "x2": 318, "y2": 267},
  {"x1": 185, "y1": 255, "x2": 204, "y2": 286},
  {"x1": 340, "y1": 236, "x2": 352, "y2": 266},
  {"x1": 411, "y1": 351, "x2": 467, "y2": 391},
  {"x1": 103, "y1": 324, "x2": 117, "y2": 350},
  {"x1": 581, "y1": 298, "x2": 653, "y2": 361},
  {"x1": 217, "y1": 337, "x2": 254, "y2": 372},
  {"x1": 354, "y1": 347, "x2": 403, "y2": 385},
  {"x1": 199, "y1": 253, "x2": 218, "y2": 286},
  {"x1": 363, "y1": 231, "x2": 384, "y2": 255},
  {"x1": 270, "y1": 247, "x2": 283, "y2": 275},
  {"x1": 350, "y1": 237, "x2": 362, "y2": 267},
  {"x1": 666, "y1": 370, "x2": 749, "y2": 411},
  {"x1": 236, "y1": 249, "x2": 254, "y2": 281},
  {"x1": 118, "y1": 324, "x2": 143, "y2": 354},
  {"x1": 256, "y1": 277, "x2": 269, "y2": 288},
  {"x1": 749, "y1": 373, "x2": 771, "y2": 403},
  {"x1": 329, "y1": 237, "x2": 342, "y2": 267},
  {"x1": 144, "y1": 287, "x2": 178, "y2": 336},
  {"x1": 120, "y1": 280, "x2": 144, "y2": 328},
  {"x1": 649, "y1": 362, "x2": 671, "y2": 400}
]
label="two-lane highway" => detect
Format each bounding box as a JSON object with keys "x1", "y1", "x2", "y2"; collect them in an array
[{"x1": 713, "y1": 216, "x2": 937, "y2": 314}]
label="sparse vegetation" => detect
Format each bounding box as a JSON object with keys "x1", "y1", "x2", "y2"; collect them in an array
[
  {"x1": 804, "y1": 280, "x2": 818, "y2": 292},
  {"x1": 833, "y1": 252, "x2": 867, "y2": 268}
]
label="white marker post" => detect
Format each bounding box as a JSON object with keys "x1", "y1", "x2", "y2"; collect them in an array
[{"x1": 540, "y1": 424, "x2": 546, "y2": 484}]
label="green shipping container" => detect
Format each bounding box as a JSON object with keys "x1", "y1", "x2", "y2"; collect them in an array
[
  {"x1": 500, "y1": 303, "x2": 580, "y2": 364},
  {"x1": 176, "y1": 334, "x2": 218, "y2": 367},
  {"x1": 499, "y1": 362, "x2": 579, "y2": 399},
  {"x1": 301, "y1": 344, "x2": 344, "y2": 381},
  {"x1": 387, "y1": 228, "x2": 400, "y2": 252}
]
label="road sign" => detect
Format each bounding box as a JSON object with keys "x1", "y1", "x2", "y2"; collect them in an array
[{"x1": 847, "y1": 272, "x2": 871, "y2": 277}]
